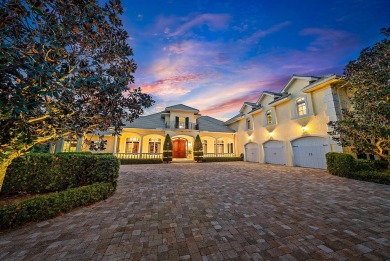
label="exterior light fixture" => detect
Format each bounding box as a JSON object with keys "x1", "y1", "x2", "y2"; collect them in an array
[
  {"x1": 248, "y1": 135, "x2": 252, "y2": 141},
  {"x1": 269, "y1": 132, "x2": 274, "y2": 140},
  {"x1": 302, "y1": 126, "x2": 307, "y2": 134}
]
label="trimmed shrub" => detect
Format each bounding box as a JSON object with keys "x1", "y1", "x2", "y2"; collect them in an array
[
  {"x1": 120, "y1": 158, "x2": 162, "y2": 165},
  {"x1": 1, "y1": 154, "x2": 119, "y2": 195},
  {"x1": 355, "y1": 159, "x2": 389, "y2": 171},
  {"x1": 163, "y1": 134, "x2": 173, "y2": 163},
  {"x1": 325, "y1": 152, "x2": 355, "y2": 177},
  {"x1": 352, "y1": 170, "x2": 390, "y2": 185},
  {"x1": 0, "y1": 182, "x2": 114, "y2": 230},
  {"x1": 194, "y1": 135, "x2": 204, "y2": 162},
  {"x1": 203, "y1": 157, "x2": 243, "y2": 162}
]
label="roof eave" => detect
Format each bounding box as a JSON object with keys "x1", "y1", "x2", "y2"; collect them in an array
[
  {"x1": 269, "y1": 96, "x2": 291, "y2": 107},
  {"x1": 302, "y1": 75, "x2": 341, "y2": 93}
]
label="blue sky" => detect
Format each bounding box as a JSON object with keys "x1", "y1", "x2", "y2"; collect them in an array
[{"x1": 121, "y1": 0, "x2": 390, "y2": 120}]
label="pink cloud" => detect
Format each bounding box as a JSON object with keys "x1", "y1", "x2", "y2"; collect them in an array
[
  {"x1": 201, "y1": 92, "x2": 259, "y2": 116},
  {"x1": 170, "y1": 13, "x2": 231, "y2": 37}
]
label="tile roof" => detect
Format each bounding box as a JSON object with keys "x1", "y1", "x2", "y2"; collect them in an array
[
  {"x1": 165, "y1": 104, "x2": 199, "y2": 112},
  {"x1": 263, "y1": 91, "x2": 283, "y2": 96},
  {"x1": 198, "y1": 116, "x2": 235, "y2": 133},
  {"x1": 124, "y1": 112, "x2": 166, "y2": 129},
  {"x1": 225, "y1": 113, "x2": 244, "y2": 125},
  {"x1": 268, "y1": 93, "x2": 291, "y2": 105}
]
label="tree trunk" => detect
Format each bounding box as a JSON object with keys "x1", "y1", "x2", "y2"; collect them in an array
[{"x1": 0, "y1": 152, "x2": 20, "y2": 191}]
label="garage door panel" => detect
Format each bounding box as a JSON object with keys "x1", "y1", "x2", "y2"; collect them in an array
[
  {"x1": 292, "y1": 137, "x2": 330, "y2": 169},
  {"x1": 245, "y1": 143, "x2": 259, "y2": 162},
  {"x1": 264, "y1": 141, "x2": 286, "y2": 165}
]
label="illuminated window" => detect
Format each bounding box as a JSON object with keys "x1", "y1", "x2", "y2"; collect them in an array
[
  {"x1": 149, "y1": 138, "x2": 161, "y2": 154},
  {"x1": 126, "y1": 137, "x2": 140, "y2": 153},
  {"x1": 227, "y1": 143, "x2": 234, "y2": 153},
  {"x1": 202, "y1": 140, "x2": 207, "y2": 153},
  {"x1": 296, "y1": 97, "x2": 307, "y2": 116},
  {"x1": 266, "y1": 110, "x2": 273, "y2": 124},
  {"x1": 179, "y1": 117, "x2": 185, "y2": 129},
  {"x1": 215, "y1": 140, "x2": 224, "y2": 154},
  {"x1": 63, "y1": 141, "x2": 77, "y2": 152}
]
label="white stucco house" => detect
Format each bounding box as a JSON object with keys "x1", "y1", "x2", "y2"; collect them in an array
[{"x1": 52, "y1": 74, "x2": 351, "y2": 169}]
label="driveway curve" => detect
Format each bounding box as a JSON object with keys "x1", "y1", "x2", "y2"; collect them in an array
[{"x1": 1, "y1": 162, "x2": 390, "y2": 260}]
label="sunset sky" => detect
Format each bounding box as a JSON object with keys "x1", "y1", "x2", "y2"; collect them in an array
[{"x1": 122, "y1": 0, "x2": 390, "y2": 120}]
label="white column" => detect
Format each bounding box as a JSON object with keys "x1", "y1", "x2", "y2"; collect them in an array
[
  {"x1": 113, "y1": 135, "x2": 118, "y2": 155},
  {"x1": 139, "y1": 136, "x2": 144, "y2": 159}
]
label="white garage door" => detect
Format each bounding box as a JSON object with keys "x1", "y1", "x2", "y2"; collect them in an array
[
  {"x1": 292, "y1": 137, "x2": 330, "y2": 169},
  {"x1": 263, "y1": 140, "x2": 286, "y2": 165},
  {"x1": 245, "y1": 143, "x2": 259, "y2": 162}
]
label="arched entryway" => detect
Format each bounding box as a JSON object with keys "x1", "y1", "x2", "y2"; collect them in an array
[{"x1": 172, "y1": 138, "x2": 188, "y2": 158}]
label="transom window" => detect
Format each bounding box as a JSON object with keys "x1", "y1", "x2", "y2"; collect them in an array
[
  {"x1": 149, "y1": 138, "x2": 161, "y2": 154},
  {"x1": 266, "y1": 110, "x2": 273, "y2": 124},
  {"x1": 296, "y1": 97, "x2": 307, "y2": 116},
  {"x1": 215, "y1": 140, "x2": 224, "y2": 154},
  {"x1": 126, "y1": 137, "x2": 140, "y2": 153}
]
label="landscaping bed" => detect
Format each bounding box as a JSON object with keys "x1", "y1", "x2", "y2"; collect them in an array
[
  {"x1": 0, "y1": 153, "x2": 119, "y2": 230},
  {"x1": 326, "y1": 152, "x2": 389, "y2": 185}
]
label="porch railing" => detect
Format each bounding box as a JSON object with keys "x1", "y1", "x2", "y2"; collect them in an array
[
  {"x1": 114, "y1": 153, "x2": 162, "y2": 159},
  {"x1": 203, "y1": 153, "x2": 236, "y2": 158}
]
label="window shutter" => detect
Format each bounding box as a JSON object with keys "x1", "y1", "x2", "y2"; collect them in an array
[
  {"x1": 175, "y1": 116, "x2": 179, "y2": 128},
  {"x1": 185, "y1": 117, "x2": 189, "y2": 129}
]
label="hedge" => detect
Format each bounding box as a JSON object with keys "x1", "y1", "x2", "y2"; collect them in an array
[
  {"x1": 1, "y1": 153, "x2": 119, "y2": 195},
  {"x1": 0, "y1": 182, "x2": 115, "y2": 230},
  {"x1": 326, "y1": 152, "x2": 390, "y2": 185},
  {"x1": 326, "y1": 152, "x2": 356, "y2": 177},
  {"x1": 120, "y1": 158, "x2": 162, "y2": 165},
  {"x1": 203, "y1": 157, "x2": 243, "y2": 162}
]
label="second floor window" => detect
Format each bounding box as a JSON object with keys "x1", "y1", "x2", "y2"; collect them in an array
[
  {"x1": 246, "y1": 118, "x2": 251, "y2": 129},
  {"x1": 266, "y1": 110, "x2": 273, "y2": 124},
  {"x1": 296, "y1": 97, "x2": 307, "y2": 116}
]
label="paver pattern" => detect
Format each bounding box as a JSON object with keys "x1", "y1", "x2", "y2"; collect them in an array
[{"x1": 1, "y1": 162, "x2": 390, "y2": 260}]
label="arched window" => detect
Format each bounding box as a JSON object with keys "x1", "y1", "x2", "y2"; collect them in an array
[
  {"x1": 126, "y1": 137, "x2": 140, "y2": 153},
  {"x1": 149, "y1": 138, "x2": 161, "y2": 154},
  {"x1": 215, "y1": 140, "x2": 224, "y2": 154},
  {"x1": 296, "y1": 97, "x2": 307, "y2": 116},
  {"x1": 266, "y1": 110, "x2": 273, "y2": 124}
]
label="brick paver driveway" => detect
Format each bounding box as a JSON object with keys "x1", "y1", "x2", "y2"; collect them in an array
[{"x1": 1, "y1": 162, "x2": 390, "y2": 261}]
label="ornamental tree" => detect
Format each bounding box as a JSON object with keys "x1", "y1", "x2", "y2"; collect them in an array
[
  {"x1": 328, "y1": 28, "x2": 390, "y2": 162},
  {"x1": 0, "y1": 0, "x2": 154, "y2": 188},
  {"x1": 193, "y1": 134, "x2": 203, "y2": 162},
  {"x1": 162, "y1": 134, "x2": 172, "y2": 163}
]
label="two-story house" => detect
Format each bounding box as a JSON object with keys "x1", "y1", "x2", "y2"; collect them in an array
[
  {"x1": 225, "y1": 74, "x2": 348, "y2": 169},
  {"x1": 51, "y1": 104, "x2": 236, "y2": 161}
]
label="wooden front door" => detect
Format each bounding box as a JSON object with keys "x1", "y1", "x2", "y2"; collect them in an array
[{"x1": 173, "y1": 139, "x2": 186, "y2": 158}]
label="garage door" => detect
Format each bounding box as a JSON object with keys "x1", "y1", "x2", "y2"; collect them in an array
[
  {"x1": 263, "y1": 140, "x2": 286, "y2": 165},
  {"x1": 245, "y1": 143, "x2": 259, "y2": 162},
  {"x1": 292, "y1": 137, "x2": 330, "y2": 169}
]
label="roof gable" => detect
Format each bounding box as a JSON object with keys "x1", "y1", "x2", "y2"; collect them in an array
[
  {"x1": 165, "y1": 104, "x2": 199, "y2": 112},
  {"x1": 281, "y1": 75, "x2": 320, "y2": 93}
]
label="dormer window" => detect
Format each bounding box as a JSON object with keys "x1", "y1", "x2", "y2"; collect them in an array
[
  {"x1": 246, "y1": 118, "x2": 252, "y2": 129},
  {"x1": 266, "y1": 110, "x2": 273, "y2": 124},
  {"x1": 296, "y1": 97, "x2": 307, "y2": 116}
]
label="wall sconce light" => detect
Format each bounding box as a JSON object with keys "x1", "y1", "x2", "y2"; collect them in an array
[
  {"x1": 188, "y1": 142, "x2": 192, "y2": 146},
  {"x1": 301, "y1": 126, "x2": 307, "y2": 134},
  {"x1": 269, "y1": 132, "x2": 274, "y2": 139},
  {"x1": 248, "y1": 135, "x2": 252, "y2": 141}
]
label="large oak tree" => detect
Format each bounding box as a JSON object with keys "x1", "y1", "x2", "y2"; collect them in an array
[
  {"x1": 0, "y1": 0, "x2": 154, "y2": 188},
  {"x1": 329, "y1": 28, "x2": 390, "y2": 162}
]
